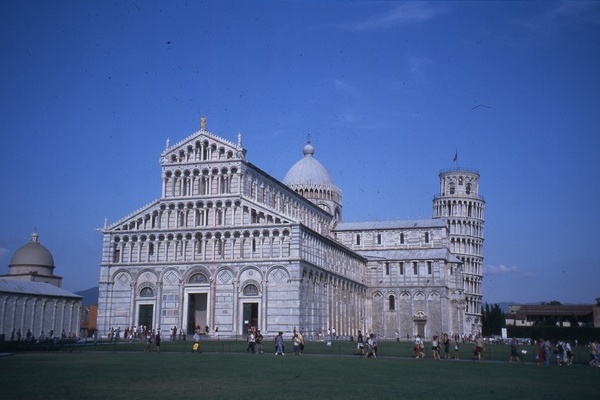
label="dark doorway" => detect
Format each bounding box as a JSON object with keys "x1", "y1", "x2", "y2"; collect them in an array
[
  {"x1": 139, "y1": 305, "x2": 153, "y2": 329},
  {"x1": 415, "y1": 320, "x2": 426, "y2": 338},
  {"x1": 187, "y1": 293, "x2": 208, "y2": 334},
  {"x1": 242, "y1": 303, "x2": 259, "y2": 334}
]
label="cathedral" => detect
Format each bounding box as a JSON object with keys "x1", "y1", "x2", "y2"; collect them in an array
[{"x1": 97, "y1": 118, "x2": 484, "y2": 340}]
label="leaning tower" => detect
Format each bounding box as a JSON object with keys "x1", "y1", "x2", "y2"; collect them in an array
[{"x1": 433, "y1": 167, "x2": 485, "y2": 335}]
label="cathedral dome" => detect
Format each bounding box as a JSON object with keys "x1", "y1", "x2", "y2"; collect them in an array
[
  {"x1": 283, "y1": 140, "x2": 342, "y2": 220},
  {"x1": 283, "y1": 141, "x2": 336, "y2": 187},
  {"x1": 9, "y1": 232, "x2": 55, "y2": 274}
]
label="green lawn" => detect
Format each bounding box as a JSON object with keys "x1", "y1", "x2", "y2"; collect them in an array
[{"x1": 1, "y1": 340, "x2": 596, "y2": 400}]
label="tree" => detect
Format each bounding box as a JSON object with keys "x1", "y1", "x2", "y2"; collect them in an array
[
  {"x1": 541, "y1": 300, "x2": 562, "y2": 305},
  {"x1": 481, "y1": 303, "x2": 505, "y2": 336}
]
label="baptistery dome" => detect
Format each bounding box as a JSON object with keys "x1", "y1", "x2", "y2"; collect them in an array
[
  {"x1": 10, "y1": 232, "x2": 54, "y2": 269},
  {"x1": 5, "y1": 232, "x2": 61, "y2": 286}
]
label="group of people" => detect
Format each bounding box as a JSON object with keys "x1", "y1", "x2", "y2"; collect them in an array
[
  {"x1": 534, "y1": 338, "x2": 600, "y2": 367},
  {"x1": 356, "y1": 330, "x2": 378, "y2": 358},
  {"x1": 535, "y1": 338, "x2": 574, "y2": 366},
  {"x1": 9, "y1": 328, "x2": 70, "y2": 344},
  {"x1": 413, "y1": 333, "x2": 461, "y2": 360},
  {"x1": 143, "y1": 329, "x2": 162, "y2": 352},
  {"x1": 245, "y1": 327, "x2": 265, "y2": 354}
]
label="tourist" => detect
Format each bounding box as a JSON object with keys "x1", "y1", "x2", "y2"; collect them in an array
[
  {"x1": 589, "y1": 340, "x2": 599, "y2": 367},
  {"x1": 144, "y1": 334, "x2": 152, "y2": 352},
  {"x1": 555, "y1": 341, "x2": 564, "y2": 365},
  {"x1": 154, "y1": 329, "x2": 161, "y2": 352},
  {"x1": 453, "y1": 337, "x2": 460, "y2": 359},
  {"x1": 443, "y1": 334, "x2": 450, "y2": 359},
  {"x1": 372, "y1": 334, "x2": 378, "y2": 357},
  {"x1": 356, "y1": 330, "x2": 364, "y2": 355},
  {"x1": 256, "y1": 330, "x2": 264, "y2": 354},
  {"x1": 414, "y1": 334, "x2": 424, "y2": 358},
  {"x1": 365, "y1": 334, "x2": 376, "y2": 358},
  {"x1": 248, "y1": 330, "x2": 256, "y2": 354},
  {"x1": 293, "y1": 334, "x2": 302, "y2": 355},
  {"x1": 474, "y1": 335, "x2": 484, "y2": 360},
  {"x1": 509, "y1": 337, "x2": 522, "y2": 363},
  {"x1": 432, "y1": 335, "x2": 440, "y2": 360},
  {"x1": 543, "y1": 339, "x2": 551, "y2": 366},
  {"x1": 564, "y1": 341, "x2": 573, "y2": 366},
  {"x1": 297, "y1": 331, "x2": 305, "y2": 354},
  {"x1": 275, "y1": 331, "x2": 284, "y2": 355}
]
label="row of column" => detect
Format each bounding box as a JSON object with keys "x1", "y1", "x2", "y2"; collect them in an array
[
  {"x1": 114, "y1": 236, "x2": 292, "y2": 264},
  {"x1": 0, "y1": 295, "x2": 80, "y2": 338}
]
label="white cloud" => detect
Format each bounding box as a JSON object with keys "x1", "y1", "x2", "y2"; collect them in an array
[
  {"x1": 333, "y1": 79, "x2": 360, "y2": 98},
  {"x1": 484, "y1": 264, "x2": 519, "y2": 275},
  {"x1": 517, "y1": 1, "x2": 600, "y2": 34},
  {"x1": 328, "y1": 2, "x2": 444, "y2": 31},
  {"x1": 408, "y1": 57, "x2": 433, "y2": 75}
]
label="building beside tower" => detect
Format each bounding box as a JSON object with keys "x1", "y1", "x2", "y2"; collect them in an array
[
  {"x1": 97, "y1": 120, "x2": 485, "y2": 339},
  {"x1": 0, "y1": 232, "x2": 82, "y2": 341}
]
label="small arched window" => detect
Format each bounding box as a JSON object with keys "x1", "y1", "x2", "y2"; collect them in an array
[
  {"x1": 389, "y1": 295, "x2": 396, "y2": 311},
  {"x1": 189, "y1": 273, "x2": 208, "y2": 284},
  {"x1": 243, "y1": 284, "x2": 259, "y2": 296},
  {"x1": 449, "y1": 182, "x2": 456, "y2": 195},
  {"x1": 140, "y1": 287, "x2": 154, "y2": 297}
]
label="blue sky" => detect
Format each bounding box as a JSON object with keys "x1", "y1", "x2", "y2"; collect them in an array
[{"x1": 1, "y1": 1, "x2": 599, "y2": 304}]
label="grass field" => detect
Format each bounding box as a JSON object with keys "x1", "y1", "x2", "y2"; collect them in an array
[{"x1": 1, "y1": 339, "x2": 597, "y2": 400}]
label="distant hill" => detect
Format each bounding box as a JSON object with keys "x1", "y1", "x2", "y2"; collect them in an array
[{"x1": 75, "y1": 286, "x2": 99, "y2": 306}]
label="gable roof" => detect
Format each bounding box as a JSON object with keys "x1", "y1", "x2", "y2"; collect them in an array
[{"x1": 0, "y1": 279, "x2": 82, "y2": 299}]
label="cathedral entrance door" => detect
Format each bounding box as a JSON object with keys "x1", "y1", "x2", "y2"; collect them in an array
[
  {"x1": 416, "y1": 321, "x2": 426, "y2": 338},
  {"x1": 242, "y1": 303, "x2": 258, "y2": 334},
  {"x1": 187, "y1": 293, "x2": 208, "y2": 334},
  {"x1": 414, "y1": 312, "x2": 427, "y2": 338},
  {"x1": 138, "y1": 305, "x2": 153, "y2": 330}
]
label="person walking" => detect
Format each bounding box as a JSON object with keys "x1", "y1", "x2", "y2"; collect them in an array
[
  {"x1": 589, "y1": 340, "x2": 599, "y2": 367},
  {"x1": 509, "y1": 337, "x2": 523, "y2": 363},
  {"x1": 275, "y1": 332, "x2": 285, "y2": 355},
  {"x1": 414, "y1": 334, "x2": 424, "y2": 358},
  {"x1": 256, "y1": 330, "x2": 264, "y2": 354},
  {"x1": 248, "y1": 330, "x2": 256, "y2": 354},
  {"x1": 474, "y1": 335, "x2": 484, "y2": 361},
  {"x1": 154, "y1": 329, "x2": 161, "y2": 352},
  {"x1": 432, "y1": 335, "x2": 441, "y2": 360},
  {"x1": 543, "y1": 339, "x2": 551, "y2": 366},
  {"x1": 356, "y1": 330, "x2": 364, "y2": 356},
  {"x1": 443, "y1": 334, "x2": 450, "y2": 359},
  {"x1": 453, "y1": 337, "x2": 460, "y2": 359}
]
